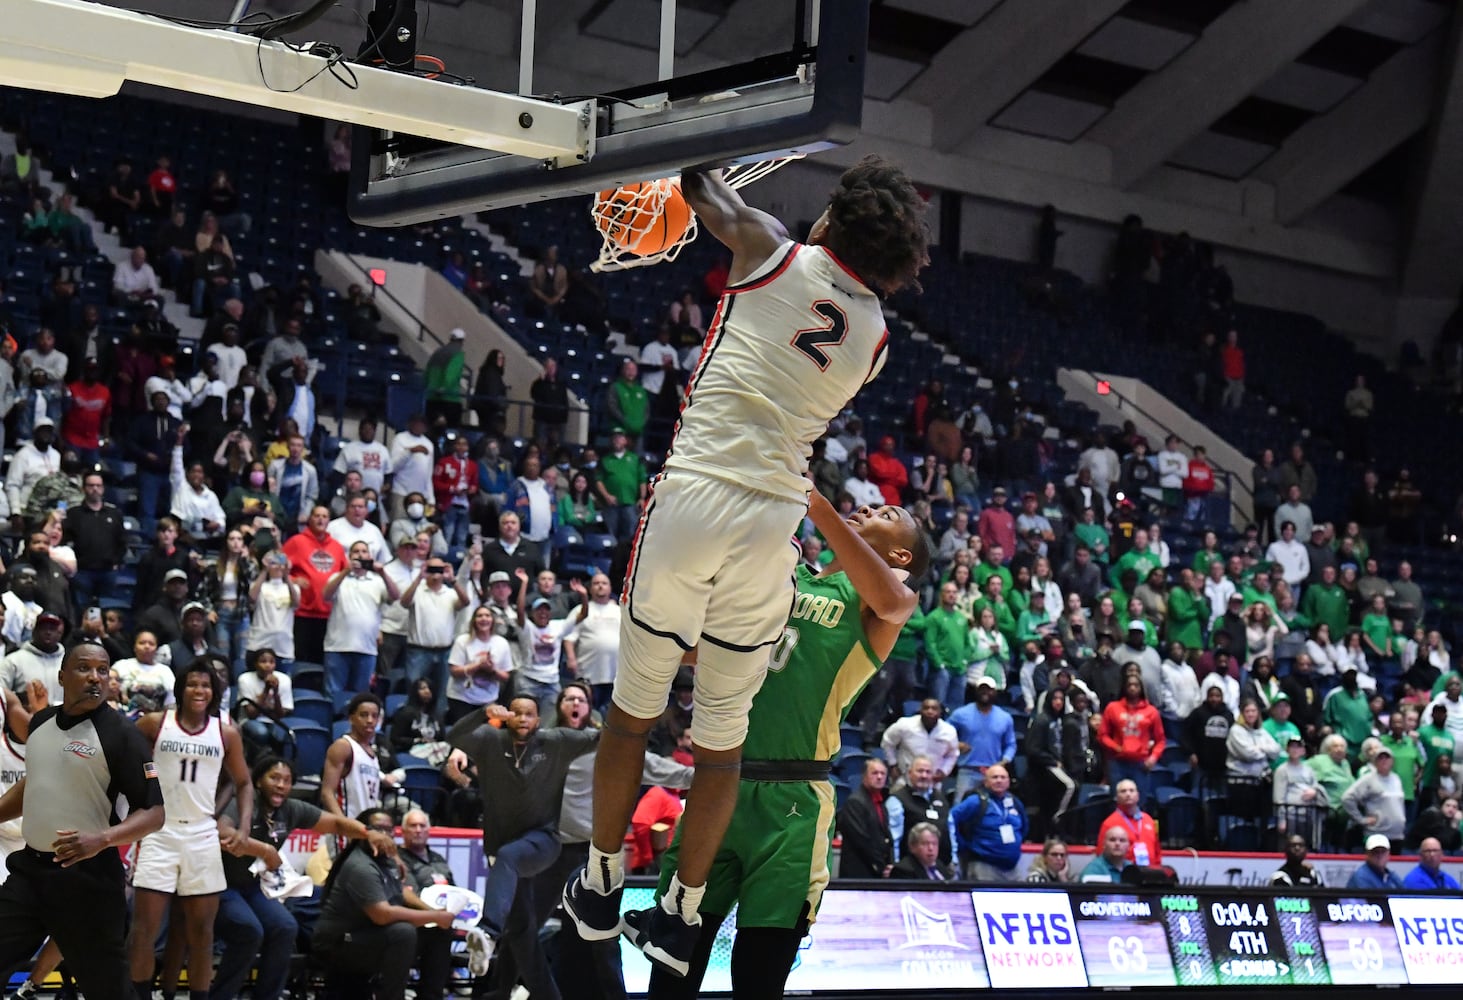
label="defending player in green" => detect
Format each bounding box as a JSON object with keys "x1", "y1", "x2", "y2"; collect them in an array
[{"x1": 626, "y1": 489, "x2": 926, "y2": 998}]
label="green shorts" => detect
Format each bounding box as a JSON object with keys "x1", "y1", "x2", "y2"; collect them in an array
[{"x1": 657, "y1": 779, "x2": 834, "y2": 929}]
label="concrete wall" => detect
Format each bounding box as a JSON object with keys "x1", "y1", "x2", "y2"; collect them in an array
[
  {"x1": 313, "y1": 250, "x2": 588, "y2": 444},
  {"x1": 1056, "y1": 368, "x2": 1253, "y2": 531}
]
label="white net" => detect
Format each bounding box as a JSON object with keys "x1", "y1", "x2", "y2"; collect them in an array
[{"x1": 589, "y1": 155, "x2": 805, "y2": 272}]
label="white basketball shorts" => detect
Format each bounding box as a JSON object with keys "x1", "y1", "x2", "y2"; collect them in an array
[
  {"x1": 614, "y1": 472, "x2": 804, "y2": 750},
  {"x1": 133, "y1": 821, "x2": 227, "y2": 896}
]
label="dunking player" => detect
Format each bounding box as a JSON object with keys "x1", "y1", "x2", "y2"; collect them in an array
[
  {"x1": 129, "y1": 661, "x2": 253, "y2": 1000},
  {"x1": 630, "y1": 490, "x2": 924, "y2": 997},
  {"x1": 564, "y1": 157, "x2": 929, "y2": 976}
]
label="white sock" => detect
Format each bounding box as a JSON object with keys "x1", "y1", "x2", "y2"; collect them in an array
[
  {"x1": 584, "y1": 845, "x2": 624, "y2": 893},
  {"x1": 660, "y1": 873, "x2": 705, "y2": 923}
]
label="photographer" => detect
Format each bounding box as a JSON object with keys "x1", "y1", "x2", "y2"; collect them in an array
[{"x1": 322, "y1": 541, "x2": 401, "y2": 697}]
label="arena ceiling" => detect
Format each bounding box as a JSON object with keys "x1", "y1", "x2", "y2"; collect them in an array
[{"x1": 104, "y1": 0, "x2": 1463, "y2": 295}]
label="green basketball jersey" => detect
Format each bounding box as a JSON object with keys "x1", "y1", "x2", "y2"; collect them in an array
[{"x1": 742, "y1": 564, "x2": 882, "y2": 761}]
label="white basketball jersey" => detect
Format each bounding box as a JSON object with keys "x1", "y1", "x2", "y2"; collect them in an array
[
  {"x1": 339, "y1": 736, "x2": 382, "y2": 817},
  {"x1": 0, "y1": 732, "x2": 25, "y2": 842},
  {"x1": 662, "y1": 241, "x2": 889, "y2": 503},
  {"x1": 153, "y1": 710, "x2": 226, "y2": 826}
]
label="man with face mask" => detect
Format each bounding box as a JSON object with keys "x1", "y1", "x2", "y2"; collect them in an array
[
  {"x1": 5, "y1": 419, "x2": 59, "y2": 525},
  {"x1": 388, "y1": 414, "x2": 434, "y2": 522},
  {"x1": 389, "y1": 492, "x2": 447, "y2": 559},
  {"x1": 0, "y1": 612, "x2": 65, "y2": 706}
]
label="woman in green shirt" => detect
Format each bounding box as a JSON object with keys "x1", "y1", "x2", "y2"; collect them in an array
[
  {"x1": 556, "y1": 471, "x2": 600, "y2": 533},
  {"x1": 969, "y1": 606, "x2": 1010, "y2": 691}
]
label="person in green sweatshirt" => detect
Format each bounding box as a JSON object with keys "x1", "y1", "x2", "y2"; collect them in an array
[
  {"x1": 1262, "y1": 696, "x2": 1302, "y2": 770},
  {"x1": 1308, "y1": 733, "x2": 1356, "y2": 822},
  {"x1": 971, "y1": 575, "x2": 1018, "y2": 650},
  {"x1": 1321, "y1": 668, "x2": 1373, "y2": 764},
  {"x1": 1166, "y1": 568, "x2": 1209, "y2": 650},
  {"x1": 925, "y1": 582, "x2": 974, "y2": 709},
  {"x1": 605, "y1": 359, "x2": 650, "y2": 449},
  {"x1": 972, "y1": 546, "x2": 1012, "y2": 594},
  {"x1": 1379, "y1": 712, "x2": 1424, "y2": 817},
  {"x1": 1359, "y1": 594, "x2": 1396, "y2": 662},
  {"x1": 423, "y1": 329, "x2": 468, "y2": 426},
  {"x1": 1073, "y1": 508, "x2": 1110, "y2": 566},
  {"x1": 1240, "y1": 569, "x2": 1279, "y2": 616},
  {"x1": 1016, "y1": 590, "x2": 1056, "y2": 646},
  {"x1": 1108, "y1": 529, "x2": 1159, "y2": 590},
  {"x1": 1416, "y1": 702, "x2": 1457, "y2": 806},
  {"x1": 1300, "y1": 564, "x2": 1350, "y2": 636}
]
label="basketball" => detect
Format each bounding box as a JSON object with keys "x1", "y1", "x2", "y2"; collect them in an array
[{"x1": 595, "y1": 179, "x2": 693, "y2": 257}]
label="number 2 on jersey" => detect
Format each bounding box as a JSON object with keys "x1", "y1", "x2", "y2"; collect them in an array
[{"x1": 792, "y1": 301, "x2": 849, "y2": 371}]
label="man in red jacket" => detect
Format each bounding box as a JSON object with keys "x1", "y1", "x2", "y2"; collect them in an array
[
  {"x1": 866, "y1": 435, "x2": 908, "y2": 506},
  {"x1": 1099, "y1": 671, "x2": 1166, "y2": 805},
  {"x1": 282, "y1": 503, "x2": 346, "y2": 663},
  {"x1": 1182, "y1": 446, "x2": 1215, "y2": 524},
  {"x1": 1097, "y1": 777, "x2": 1162, "y2": 867},
  {"x1": 432, "y1": 433, "x2": 479, "y2": 553}
]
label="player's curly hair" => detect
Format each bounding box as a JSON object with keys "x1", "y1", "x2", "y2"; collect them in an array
[{"x1": 824, "y1": 156, "x2": 930, "y2": 295}]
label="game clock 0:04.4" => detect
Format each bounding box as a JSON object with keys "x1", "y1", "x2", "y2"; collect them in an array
[{"x1": 1198, "y1": 896, "x2": 1296, "y2": 985}]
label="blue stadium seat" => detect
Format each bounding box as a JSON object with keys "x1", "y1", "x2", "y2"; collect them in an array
[
  {"x1": 283, "y1": 720, "x2": 331, "y2": 779},
  {"x1": 290, "y1": 693, "x2": 334, "y2": 730}
]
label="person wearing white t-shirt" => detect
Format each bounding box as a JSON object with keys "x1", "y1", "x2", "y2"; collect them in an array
[
  {"x1": 388, "y1": 414, "x2": 435, "y2": 520},
  {"x1": 446, "y1": 606, "x2": 513, "y2": 724},
  {"x1": 564, "y1": 572, "x2": 621, "y2": 711},
  {"x1": 512, "y1": 566, "x2": 578, "y2": 717},
  {"x1": 639, "y1": 327, "x2": 680, "y2": 397},
  {"x1": 334, "y1": 418, "x2": 394, "y2": 494},
  {"x1": 328, "y1": 495, "x2": 391, "y2": 566},
  {"x1": 247, "y1": 552, "x2": 300, "y2": 664},
  {"x1": 400, "y1": 555, "x2": 470, "y2": 712},
  {"x1": 206, "y1": 325, "x2": 248, "y2": 390},
  {"x1": 322, "y1": 540, "x2": 403, "y2": 696},
  {"x1": 1156, "y1": 436, "x2": 1189, "y2": 500},
  {"x1": 111, "y1": 629, "x2": 176, "y2": 711},
  {"x1": 236, "y1": 647, "x2": 294, "y2": 752},
  {"x1": 379, "y1": 532, "x2": 425, "y2": 683}
]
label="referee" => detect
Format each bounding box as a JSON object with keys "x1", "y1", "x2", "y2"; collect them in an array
[{"x1": 0, "y1": 643, "x2": 164, "y2": 1000}]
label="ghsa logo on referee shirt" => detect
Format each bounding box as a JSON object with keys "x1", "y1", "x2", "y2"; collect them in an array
[{"x1": 62, "y1": 741, "x2": 97, "y2": 759}]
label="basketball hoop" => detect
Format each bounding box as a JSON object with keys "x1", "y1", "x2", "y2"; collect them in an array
[{"x1": 589, "y1": 155, "x2": 805, "y2": 273}]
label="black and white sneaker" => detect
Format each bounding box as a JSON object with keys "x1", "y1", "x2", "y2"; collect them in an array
[
  {"x1": 622, "y1": 904, "x2": 700, "y2": 978},
  {"x1": 561, "y1": 866, "x2": 624, "y2": 942}
]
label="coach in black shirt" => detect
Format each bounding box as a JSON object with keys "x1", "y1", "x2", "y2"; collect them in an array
[{"x1": 0, "y1": 643, "x2": 164, "y2": 1000}]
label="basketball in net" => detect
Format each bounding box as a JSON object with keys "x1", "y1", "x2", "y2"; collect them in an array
[{"x1": 592, "y1": 178, "x2": 693, "y2": 257}]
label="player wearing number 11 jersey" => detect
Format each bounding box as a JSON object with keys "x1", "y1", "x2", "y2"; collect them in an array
[
  {"x1": 130, "y1": 660, "x2": 253, "y2": 1000},
  {"x1": 567, "y1": 158, "x2": 929, "y2": 977}
]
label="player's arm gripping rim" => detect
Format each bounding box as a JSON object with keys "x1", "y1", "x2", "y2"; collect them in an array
[
  {"x1": 806, "y1": 491, "x2": 918, "y2": 654},
  {"x1": 680, "y1": 170, "x2": 788, "y2": 283}
]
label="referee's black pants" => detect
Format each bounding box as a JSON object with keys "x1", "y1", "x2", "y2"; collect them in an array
[{"x1": 0, "y1": 847, "x2": 131, "y2": 1000}]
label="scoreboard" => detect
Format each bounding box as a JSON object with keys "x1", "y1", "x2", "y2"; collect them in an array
[{"x1": 621, "y1": 885, "x2": 1463, "y2": 996}]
